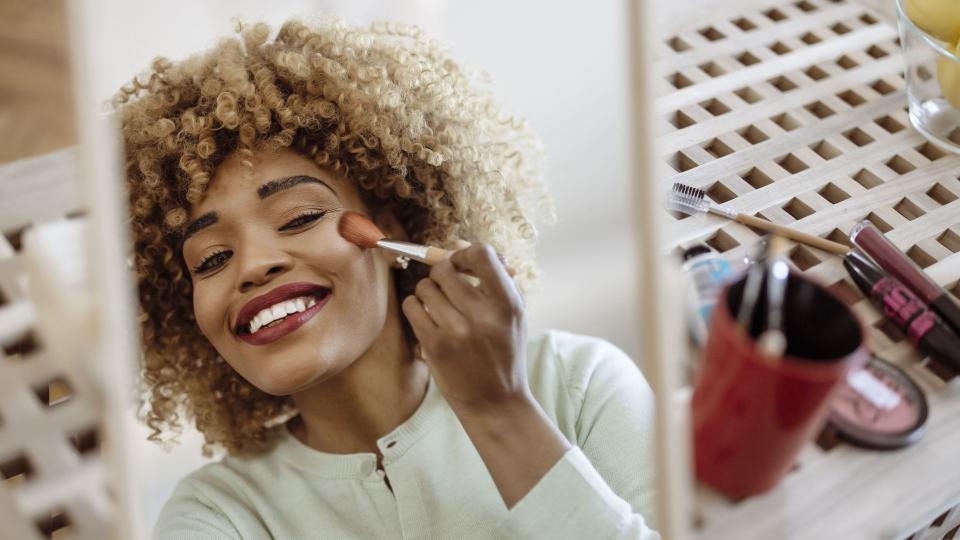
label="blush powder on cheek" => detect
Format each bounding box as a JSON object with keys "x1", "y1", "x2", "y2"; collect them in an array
[{"x1": 827, "y1": 356, "x2": 928, "y2": 450}]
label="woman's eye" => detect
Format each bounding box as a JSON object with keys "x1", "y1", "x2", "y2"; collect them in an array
[
  {"x1": 193, "y1": 250, "x2": 231, "y2": 274},
  {"x1": 280, "y1": 211, "x2": 327, "y2": 231}
]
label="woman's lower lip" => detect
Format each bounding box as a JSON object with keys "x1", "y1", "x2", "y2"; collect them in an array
[{"x1": 238, "y1": 293, "x2": 331, "y2": 346}]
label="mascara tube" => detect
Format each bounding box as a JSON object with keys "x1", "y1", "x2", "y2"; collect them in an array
[
  {"x1": 850, "y1": 220, "x2": 960, "y2": 337},
  {"x1": 843, "y1": 251, "x2": 960, "y2": 371}
]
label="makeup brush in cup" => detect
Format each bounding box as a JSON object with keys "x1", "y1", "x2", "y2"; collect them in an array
[
  {"x1": 666, "y1": 183, "x2": 850, "y2": 255},
  {"x1": 757, "y1": 235, "x2": 791, "y2": 359},
  {"x1": 337, "y1": 211, "x2": 452, "y2": 265}
]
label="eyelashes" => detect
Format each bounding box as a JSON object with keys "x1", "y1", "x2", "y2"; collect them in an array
[
  {"x1": 278, "y1": 209, "x2": 328, "y2": 231},
  {"x1": 193, "y1": 250, "x2": 230, "y2": 274},
  {"x1": 190, "y1": 210, "x2": 330, "y2": 275}
]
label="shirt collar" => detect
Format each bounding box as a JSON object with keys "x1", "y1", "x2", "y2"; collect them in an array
[{"x1": 272, "y1": 375, "x2": 444, "y2": 478}]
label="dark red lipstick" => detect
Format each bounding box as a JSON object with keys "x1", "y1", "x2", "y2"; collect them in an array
[
  {"x1": 850, "y1": 220, "x2": 960, "y2": 337},
  {"x1": 844, "y1": 251, "x2": 960, "y2": 373},
  {"x1": 235, "y1": 282, "x2": 331, "y2": 346}
]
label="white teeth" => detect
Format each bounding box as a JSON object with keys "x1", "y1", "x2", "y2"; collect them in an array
[{"x1": 245, "y1": 295, "x2": 322, "y2": 335}]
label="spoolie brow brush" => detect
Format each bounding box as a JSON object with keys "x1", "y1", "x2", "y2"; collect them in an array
[{"x1": 665, "y1": 182, "x2": 850, "y2": 255}]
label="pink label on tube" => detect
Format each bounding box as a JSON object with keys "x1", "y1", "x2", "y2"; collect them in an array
[
  {"x1": 872, "y1": 278, "x2": 928, "y2": 344},
  {"x1": 907, "y1": 311, "x2": 935, "y2": 342}
]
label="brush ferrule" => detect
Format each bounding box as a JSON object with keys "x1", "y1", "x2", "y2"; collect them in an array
[{"x1": 376, "y1": 240, "x2": 431, "y2": 263}]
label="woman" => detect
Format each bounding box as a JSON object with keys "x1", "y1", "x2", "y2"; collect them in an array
[{"x1": 118, "y1": 18, "x2": 658, "y2": 539}]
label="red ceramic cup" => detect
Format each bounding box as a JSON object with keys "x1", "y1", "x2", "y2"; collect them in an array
[{"x1": 692, "y1": 271, "x2": 869, "y2": 499}]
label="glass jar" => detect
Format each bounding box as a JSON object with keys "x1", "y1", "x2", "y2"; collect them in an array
[{"x1": 897, "y1": 0, "x2": 960, "y2": 152}]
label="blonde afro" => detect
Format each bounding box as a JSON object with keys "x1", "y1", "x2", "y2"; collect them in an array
[{"x1": 115, "y1": 18, "x2": 554, "y2": 457}]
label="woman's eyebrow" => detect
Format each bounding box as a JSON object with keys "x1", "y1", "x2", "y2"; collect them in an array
[
  {"x1": 183, "y1": 211, "x2": 218, "y2": 242},
  {"x1": 181, "y1": 176, "x2": 334, "y2": 243},
  {"x1": 257, "y1": 175, "x2": 336, "y2": 199}
]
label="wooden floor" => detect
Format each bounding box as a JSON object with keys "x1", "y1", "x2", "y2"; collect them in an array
[{"x1": 0, "y1": 0, "x2": 75, "y2": 165}]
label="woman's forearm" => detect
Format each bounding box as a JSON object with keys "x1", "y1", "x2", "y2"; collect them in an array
[{"x1": 452, "y1": 392, "x2": 572, "y2": 509}]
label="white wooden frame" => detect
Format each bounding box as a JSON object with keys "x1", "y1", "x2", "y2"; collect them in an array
[{"x1": 0, "y1": 1, "x2": 142, "y2": 539}]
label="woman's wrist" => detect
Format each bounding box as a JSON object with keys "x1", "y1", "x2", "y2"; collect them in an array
[
  {"x1": 453, "y1": 390, "x2": 571, "y2": 455},
  {"x1": 451, "y1": 390, "x2": 536, "y2": 431},
  {"x1": 452, "y1": 390, "x2": 572, "y2": 508}
]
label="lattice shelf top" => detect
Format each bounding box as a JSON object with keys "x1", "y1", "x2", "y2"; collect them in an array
[{"x1": 656, "y1": 0, "x2": 960, "y2": 538}]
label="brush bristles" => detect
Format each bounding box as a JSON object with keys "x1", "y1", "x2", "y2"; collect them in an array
[
  {"x1": 337, "y1": 211, "x2": 385, "y2": 248},
  {"x1": 665, "y1": 182, "x2": 708, "y2": 216}
]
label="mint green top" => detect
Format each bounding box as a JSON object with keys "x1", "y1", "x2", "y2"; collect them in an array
[{"x1": 154, "y1": 330, "x2": 660, "y2": 539}]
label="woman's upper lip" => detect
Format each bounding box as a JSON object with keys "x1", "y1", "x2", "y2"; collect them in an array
[{"x1": 234, "y1": 282, "x2": 330, "y2": 334}]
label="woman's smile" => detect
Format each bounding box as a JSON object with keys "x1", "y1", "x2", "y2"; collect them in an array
[{"x1": 235, "y1": 282, "x2": 334, "y2": 346}]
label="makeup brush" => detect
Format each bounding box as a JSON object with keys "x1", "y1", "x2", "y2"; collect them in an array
[
  {"x1": 756, "y1": 235, "x2": 791, "y2": 359},
  {"x1": 666, "y1": 183, "x2": 850, "y2": 255},
  {"x1": 337, "y1": 211, "x2": 452, "y2": 265},
  {"x1": 737, "y1": 240, "x2": 769, "y2": 331}
]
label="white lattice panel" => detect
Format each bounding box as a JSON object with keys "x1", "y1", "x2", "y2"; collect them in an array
[
  {"x1": 656, "y1": 0, "x2": 960, "y2": 538},
  {"x1": 0, "y1": 150, "x2": 116, "y2": 539}
]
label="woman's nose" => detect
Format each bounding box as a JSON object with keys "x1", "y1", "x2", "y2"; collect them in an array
[{"x1": 236, "y1": 245, "x2": 294, "y2": 293}]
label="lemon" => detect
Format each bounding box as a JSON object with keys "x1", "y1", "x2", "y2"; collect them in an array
[
  {"x1": 906, "y1": 0, "x2": 960, "y2": 42},
  {"x1": 937, "y1": 40, "x2": 960, "y2": 109}
]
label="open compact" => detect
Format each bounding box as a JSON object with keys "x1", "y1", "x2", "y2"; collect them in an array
[{"x1": 826, "y1": 356, "x2": 929, "y2": 450}]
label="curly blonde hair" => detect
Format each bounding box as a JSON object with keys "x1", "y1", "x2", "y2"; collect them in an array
[{"x1": 115, "y1": 18, "x2": 554, "y2": 457}]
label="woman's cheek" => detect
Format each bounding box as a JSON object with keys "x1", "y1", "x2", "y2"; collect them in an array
[{"x1": 191, "y1": 281, "x2": 228, "y2": 352}]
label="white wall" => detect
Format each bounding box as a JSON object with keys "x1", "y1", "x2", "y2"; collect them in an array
[{"x1": 92, "y1": 0, "x2": 637, "y2": 532}]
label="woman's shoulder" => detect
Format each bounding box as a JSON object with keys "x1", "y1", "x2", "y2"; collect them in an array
[
  {"x1": 526, "y1": 329, "x2": 644, "y2": 397},
  {"x1": 524, "y1": 330, "x2": 651, "y2": 435},
  {"x1": 153, "y1": 451, "x2": 282, "y2": 539},
  {"x1": 166, "y1": 458, "x2": 243, "y2": 500},
  {"x1": 153, "y1": 460, "x2": 244, "y2": 538}
]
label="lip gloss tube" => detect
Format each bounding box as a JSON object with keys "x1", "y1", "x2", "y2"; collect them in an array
[
  {"x1": 850, "y1": 220, "x2": 960, "y2": 337},
  {"x1": 843, "y1": 251, "x2": 960, "y2": 372}
]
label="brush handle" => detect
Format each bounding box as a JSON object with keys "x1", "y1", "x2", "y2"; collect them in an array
[
  {"x1": 376, "y1": 240, "x2": 453, "y2": 265},
  {"x1": 735, "y1": 213, "x2": 850, "y2": 255},
  {"x1": 421, "y1": 246, "x2": 452, "y2": 265}
]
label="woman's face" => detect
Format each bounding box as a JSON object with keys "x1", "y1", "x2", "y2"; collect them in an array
[{"x1": 181, "y1": 147, "x2": 401, "y2": 395}]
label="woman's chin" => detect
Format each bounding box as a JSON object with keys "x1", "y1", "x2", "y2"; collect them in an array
[{"x1": 248, "y1": 359, "x2": 339, "y2": 397}]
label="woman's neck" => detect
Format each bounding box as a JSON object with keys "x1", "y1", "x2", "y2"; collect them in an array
[{"x1": 287, "y1": 299, "x2": 430, "y2": 455}]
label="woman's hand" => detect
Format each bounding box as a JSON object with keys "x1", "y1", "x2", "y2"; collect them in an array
[
  {"x1": 401, "y1": 242, "x2": 530, "y2": 417},
  {"x1": 401, "y1": 241, "x2": 571, "y2": 508}
]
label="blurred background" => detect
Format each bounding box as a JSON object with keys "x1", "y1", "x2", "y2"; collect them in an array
[{"x1": 1, "y1": 0, "x2": 638, "y2": 533}]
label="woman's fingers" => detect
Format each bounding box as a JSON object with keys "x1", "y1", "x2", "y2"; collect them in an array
[
  {"x1": 414, "y1": 277, "x2": 467, "y2": 330},
  {"x1": 447, "y1": 239, "x2": 515, "y2": 277},
  {"x1": 430, "y1": 258, "x2": 481, "y2": 307},
  {"x1": 401, "y1": 294, "x2": 437, "y2": 335},
  {"x1": 449, "y1": 243, "x2": 516, "y2": 301}
]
